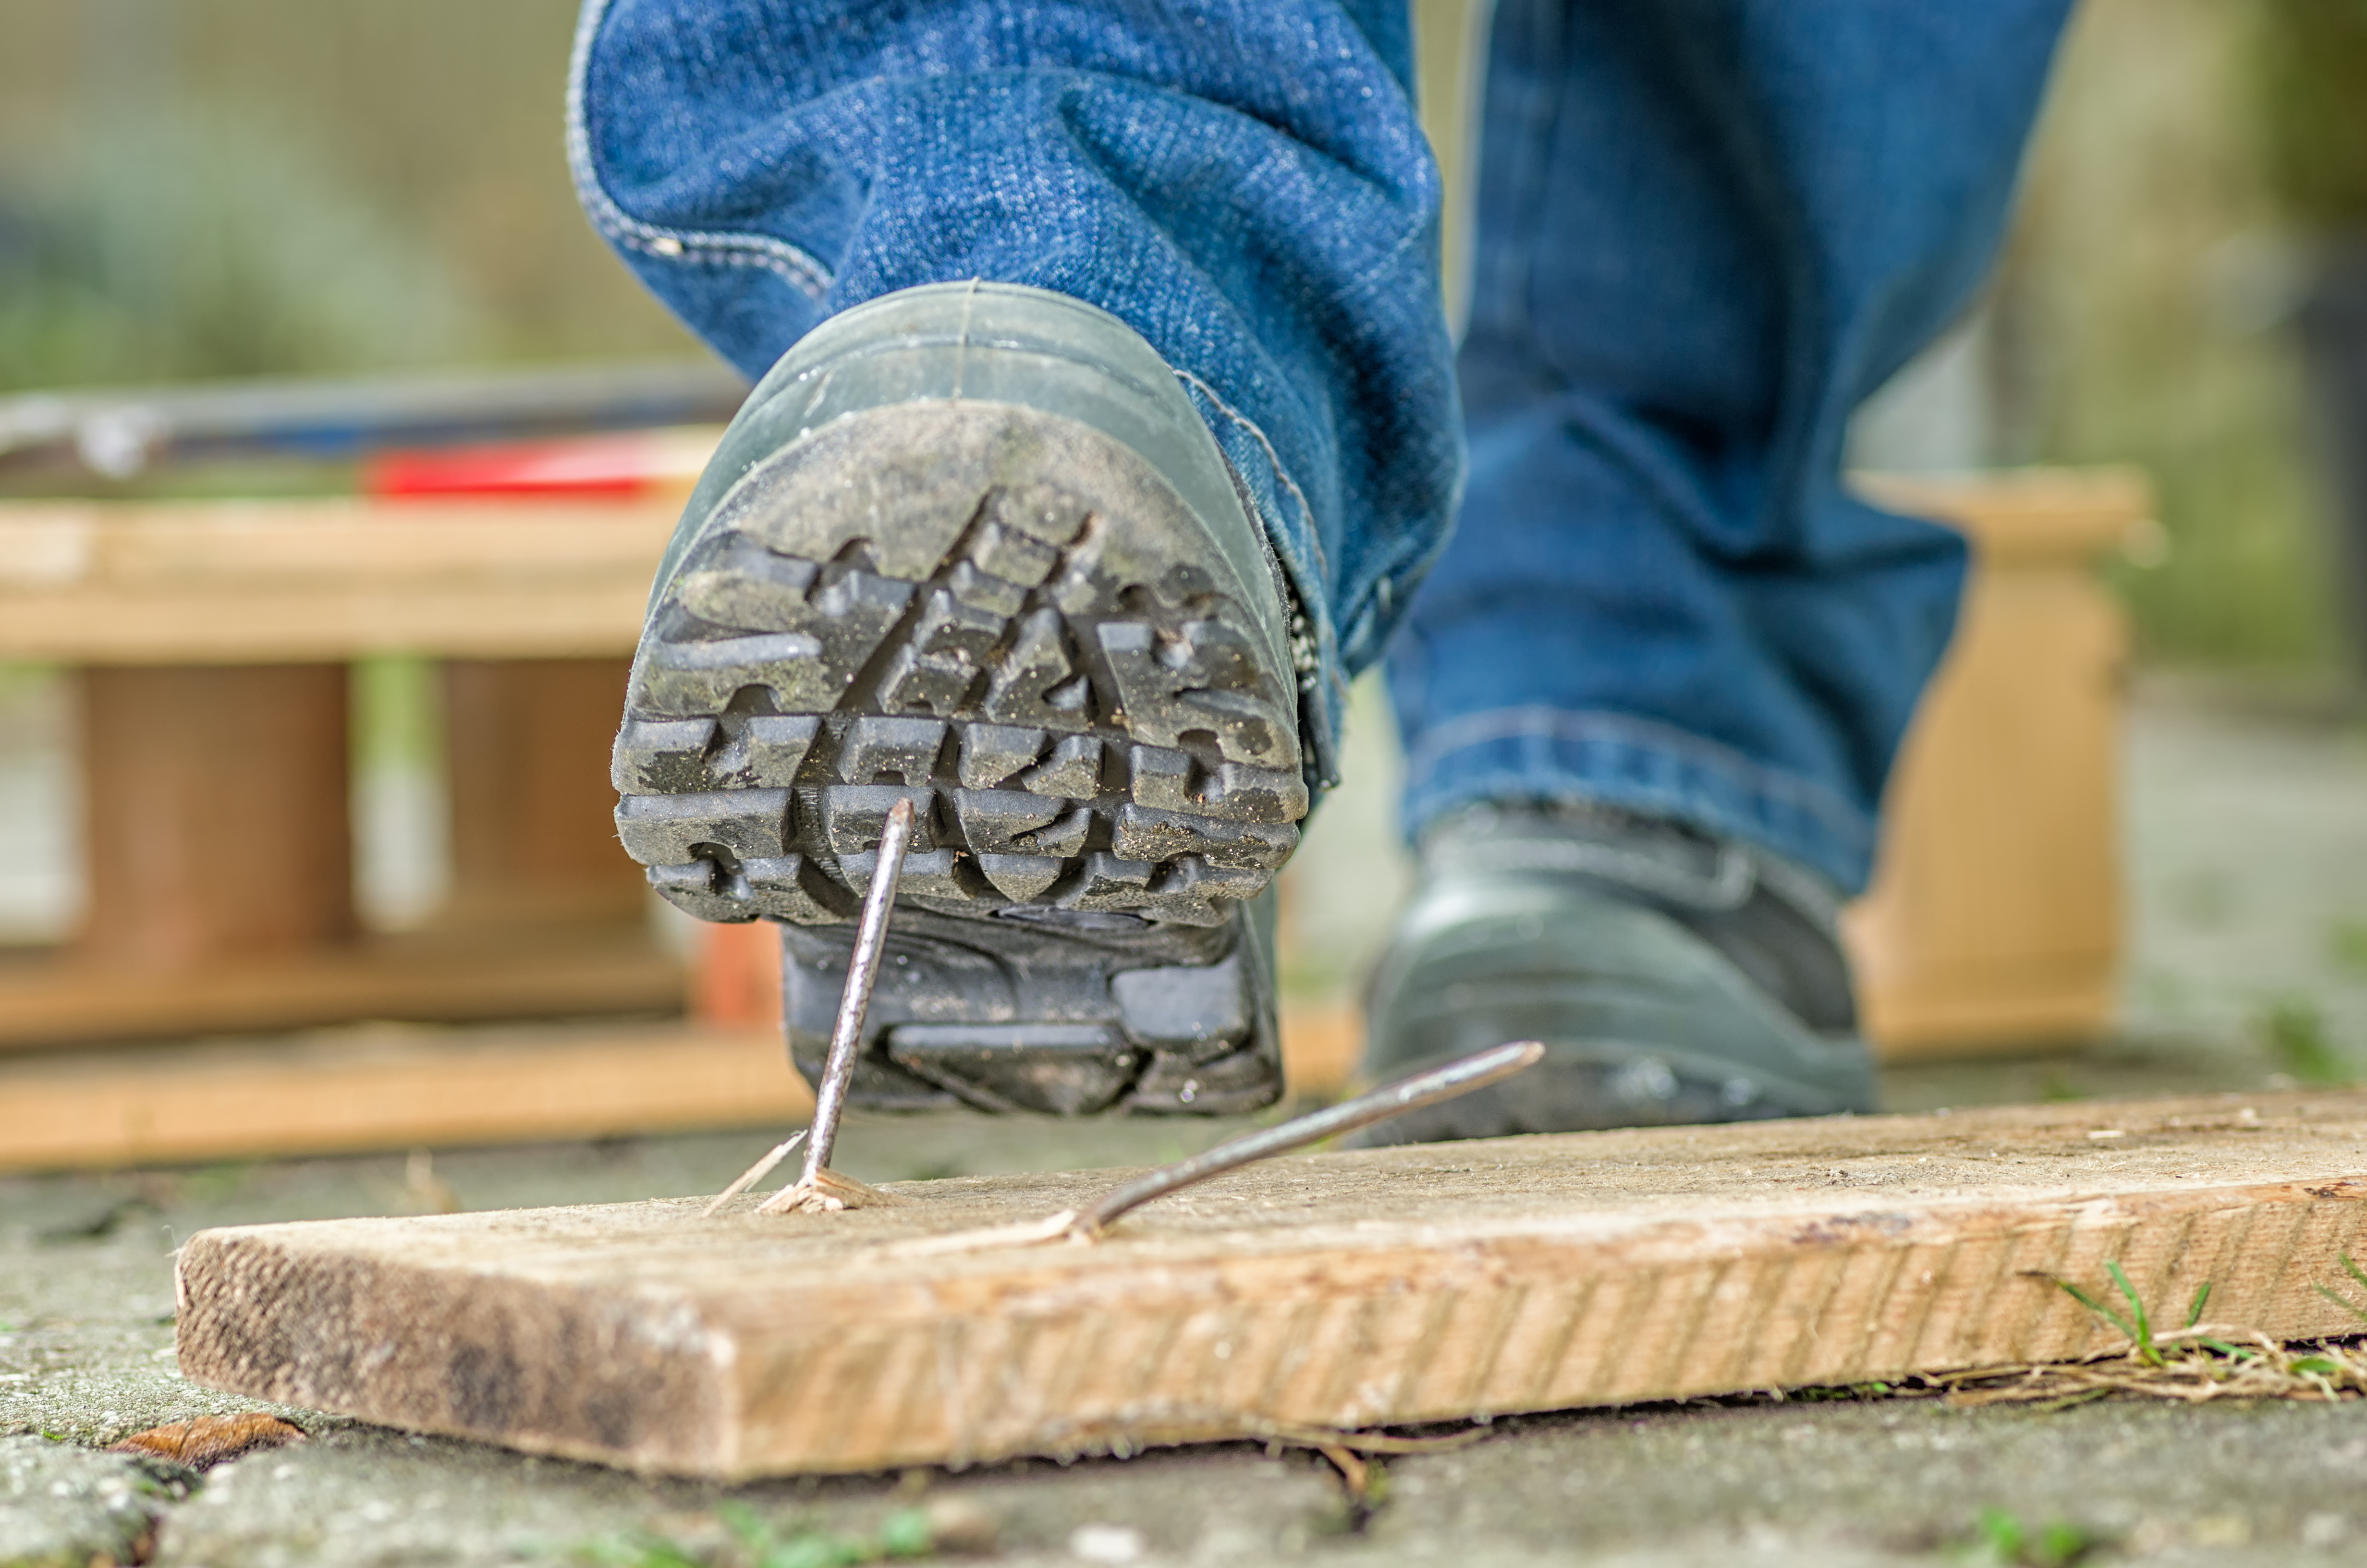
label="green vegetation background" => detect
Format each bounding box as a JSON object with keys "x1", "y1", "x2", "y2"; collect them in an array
[{"x1": 0, "y1": 0, "x2": 2358, "y2": 671}]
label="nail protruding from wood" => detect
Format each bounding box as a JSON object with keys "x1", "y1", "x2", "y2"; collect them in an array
[
  {"x1": 889, "y1": 1039, "x2": 1549, "y2": 1256},
  {"x1": 791, "y1": 795, "x2": 913, "y2": 1195},
  {"x1": 1066, "y1": 1038, "x2": 1546, "y2": 1238},
  {"x1": 696, "y1": 797, "x2": 914, "y2": 1222}
]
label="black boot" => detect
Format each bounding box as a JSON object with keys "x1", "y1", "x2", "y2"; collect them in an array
[
  {"x1": 609, "y1": 283, "x2": 1309, "y2": 1115},
  {"x1": 1353, "y1": 801, "x2": 1877, "y2": 1144}
]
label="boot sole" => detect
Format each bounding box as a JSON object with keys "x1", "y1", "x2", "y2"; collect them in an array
[{"x1": 611, "y1": 295, "x2": 1305, "y2": 1113}]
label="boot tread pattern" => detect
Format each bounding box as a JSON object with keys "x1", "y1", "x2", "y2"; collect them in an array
[{"x1": 613, "y1": 472, "x2": 1306, "y2": 932}]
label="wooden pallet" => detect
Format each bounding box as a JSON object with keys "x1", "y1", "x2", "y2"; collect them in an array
[
  {"x1": 179, "y1": 1087, "x2": 2367, "y2": 1478},
  {"x1": 4, "y1": 651, "x2": 668, "y2": 1052},
  {"x1": 0, "y1": 471, "x2": 2143, "y2": 1062},
  {"x1": 0, "y1": 496, "x2": 680, "y2": 1051}
]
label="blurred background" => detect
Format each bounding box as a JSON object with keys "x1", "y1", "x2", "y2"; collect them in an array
[{"x1": 3, "y1": 0, "x2": 2367, "y2": 1178}]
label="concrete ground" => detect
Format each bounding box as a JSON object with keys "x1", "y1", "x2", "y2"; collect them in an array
[{"x1": 7, "y1": 679, "x2": 2367, "y2": 1566}]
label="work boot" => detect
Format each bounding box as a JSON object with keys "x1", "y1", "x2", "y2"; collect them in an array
[
  {"x1": 1352, "y1": 802, "x2": 1877, "y2": 1144},
  {"x1": 611, "y1": 283, "x2": 1308, "y2": 1115}
]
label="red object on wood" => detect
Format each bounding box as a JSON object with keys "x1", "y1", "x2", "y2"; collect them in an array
[{"x1": 363, "y1": 435, "x2": 665, "y2": 499}]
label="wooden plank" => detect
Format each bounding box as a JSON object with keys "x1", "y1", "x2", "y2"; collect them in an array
[
  {"x1": 1845, "y1": 555, "x2": 2128, "y2": 1054},
  {"x1": 0, "y1": 1020, "x2": 800, "y2": 1172},
  {"x1": 180, "y1": 1088, "x2": 2367, "y2": 1478},
  {"x1": 0, "y1": 473, "x2": 2139, "y2": 664},
  {"x1": 1277, "y1": 1002, "x2": 1361, "y2": 1095},
  {"x1": 0, "y1": 977, "x2": 1349, "y2": 1171},
  {"x1": 439, "y1": 658, "x2": 647, "y2": 929},
  {"x1": 76, "y1": 664, "x2": 355, "y2": 966},
  {"x1": 0, "y1": 923, "x2": 683, "y2": 1052},
  {"x1": 0, "y1": 498, "x2": 672, "y2": 663}
]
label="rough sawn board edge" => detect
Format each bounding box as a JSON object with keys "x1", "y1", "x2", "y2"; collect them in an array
[{"x1": 175, "y1": 1090, "x2": 2367, "y2": 1477}]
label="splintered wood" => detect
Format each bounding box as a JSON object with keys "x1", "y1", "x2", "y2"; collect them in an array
[{"x1": 177, "y1": 1090, "x2": 2367, "y2": 1478}]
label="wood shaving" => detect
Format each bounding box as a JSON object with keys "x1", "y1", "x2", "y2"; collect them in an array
[{"x1": 756, "y1": 1166, "x2": 908, "y2": 1215}]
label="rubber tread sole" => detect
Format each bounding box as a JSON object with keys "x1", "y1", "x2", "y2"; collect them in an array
[{"x1": 612, "y1": 400, "x2": 1308, "y2": 934}]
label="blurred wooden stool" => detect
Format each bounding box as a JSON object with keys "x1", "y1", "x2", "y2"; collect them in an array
[{"x1": 1846, "y1": 468, "x2": 2150, "y2": 1057}]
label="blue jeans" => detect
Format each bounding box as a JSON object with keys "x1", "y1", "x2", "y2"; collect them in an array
[{"x1": 572, "y1": 0, "x2": 2068, "y2": 894}]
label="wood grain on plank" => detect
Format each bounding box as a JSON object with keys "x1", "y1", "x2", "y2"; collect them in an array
[{"x1": 178, "y1": 1088, "x2": 2367, "y2": 1478}]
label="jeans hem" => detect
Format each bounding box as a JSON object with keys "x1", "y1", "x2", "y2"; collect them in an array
[
  {"x1": 568, "y1": 0, "x2": 834, "y2": 300},
  {"x1": 1400, "y1": 705, "x2": 1877, "y2": 894}
]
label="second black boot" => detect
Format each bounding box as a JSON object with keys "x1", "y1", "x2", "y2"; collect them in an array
[{"x1": 1352, "y1": 801, "x2": 1878, "y2": 1144}]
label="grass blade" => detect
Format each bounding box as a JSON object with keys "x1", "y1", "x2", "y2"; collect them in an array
[
  {"x1": 2315, "y1": 1282, "x2": 2367, "y2": 1326},
  {"x1": 2052, "y1": 1277, "x2": 2139, "y2": 1345},
  {"x1": 2106, "y1": 1261, "x2": 2157, "y2": 1364}
]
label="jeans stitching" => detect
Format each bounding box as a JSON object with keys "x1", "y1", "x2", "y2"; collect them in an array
[
  {"x1": 1172, "y1": 370, "x2": 1351, "y2": 711},
  {"x1": 1169, "y1": 369, "x2": 1348, "y2": 776},
  {"x1": 567, "y1": 0, "x2": 833, "y2": 300},
  {"x1": 1403, "y1": 704, "x2": 1867, "y2": 844},
  {"x1": 1341, "y1": 526, "x2": 1453, "y2": 672},
  {"x1": 1170, "y1": 367, "x2": 1331, "y2": 589}
]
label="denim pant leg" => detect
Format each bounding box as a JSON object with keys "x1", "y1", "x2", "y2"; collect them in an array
[
  {"x1": 1389, "y1": 0, "x2": 2071, "y2": 894},
  {"x1": 569, "y1": 0, "x2": 1464, "y2": 780}
]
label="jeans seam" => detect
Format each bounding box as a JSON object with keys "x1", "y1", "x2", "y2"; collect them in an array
[
  {"x1": 1169, "y1": 367, "x2": 1331, "y2": 589},
  {"x1": 1403, "y1": 705, "x2": 1867, "y2": 848},
  {"x1": 567, "y1": 0, "x2": 834, "y2": 300},
  {"x1": 1340, "y1": 527, "x2": 1451, "y2": 672},
  {"x1": 1171, "y1": 367, "x2": 1353, "y2": 768}
]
